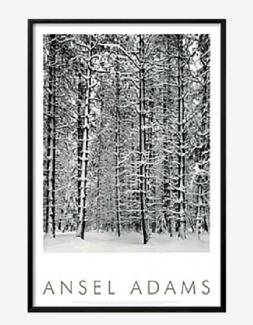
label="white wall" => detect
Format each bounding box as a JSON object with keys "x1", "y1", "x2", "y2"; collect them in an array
[{"x1": 0, "y1": 0, "x2": 252, "y2": 323}]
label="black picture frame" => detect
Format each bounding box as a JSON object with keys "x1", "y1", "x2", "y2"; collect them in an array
[{"x1": 28, "y1": 19, "x2": 226, "y2": 313}]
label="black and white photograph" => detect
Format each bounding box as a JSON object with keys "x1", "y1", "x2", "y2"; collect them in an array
[
  {"x1": 28, "y1": 20, "x2": 225, "y2": 311},
  {"x1": 43, "y1": 33, "x2": 211, "y2": 252}
]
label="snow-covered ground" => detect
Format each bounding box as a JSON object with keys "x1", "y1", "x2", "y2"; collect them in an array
[{"x1": 44, "y1": 231, "x2": 209, "y2": 252}]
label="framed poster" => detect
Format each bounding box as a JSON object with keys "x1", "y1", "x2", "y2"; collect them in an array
[{"x1": 28, "y1": 19, "x2": 226, "y2": 312}]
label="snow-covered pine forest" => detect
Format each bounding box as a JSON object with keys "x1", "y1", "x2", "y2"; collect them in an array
[{"x1": 43, "y1": 34, "x2": 210, "y2": 251}]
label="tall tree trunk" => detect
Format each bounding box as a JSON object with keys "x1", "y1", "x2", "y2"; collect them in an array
[
  {"x1": 77, "y1": 72, "x2": 83, "y2": 222},
  {"x1": 115, "y1": 57, "x2": 121, "y2": 237},
  {"x1": 79, "y1": 36, "x2": 92, "y2": 239},
  {"x1": 96, "y1": 95, "x2": 104, "y2": 232},
  {"x1": 96, "y1": 140, "x2": 101, "y2": 231},
  {"x1": 177, "y1": 35, "x2": 186, "y2": 239},
  {"x1": 47, "y1": 34, "x2": 56, "y2": 238},
  {"x1": 45, "y1": 95, "x2": 51, "y2": 233},
  {"x1": 199, "y1": 35, "x2": 210, "y2": 232},
  {"x1": 138, "y1": 34, "x2": 149, "y2": 244},
  {"x1": 162, "y1": 37, "x2": 172, "y2": 233}
]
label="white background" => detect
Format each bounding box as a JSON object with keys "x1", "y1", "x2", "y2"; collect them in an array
[{"x1": 0, "y1": 0, "x2": 252, "y2": 322}]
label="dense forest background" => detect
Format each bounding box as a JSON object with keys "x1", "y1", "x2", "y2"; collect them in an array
[{"x1": 43, "y1": 33, "x2": 210, "y2": 245}]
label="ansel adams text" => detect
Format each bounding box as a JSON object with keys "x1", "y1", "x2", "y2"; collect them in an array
[{"x1": 43, "y1": 279, "x2": 210, "y2": 296}]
